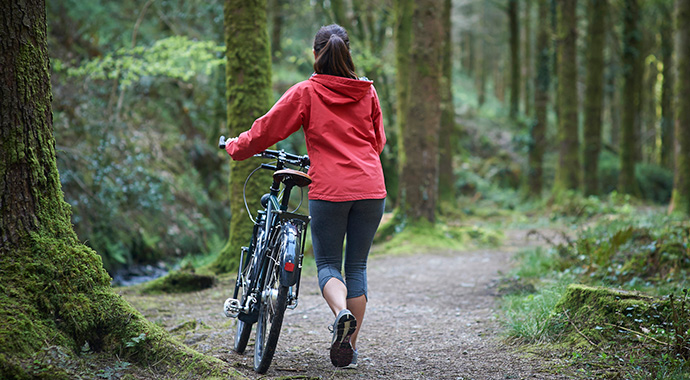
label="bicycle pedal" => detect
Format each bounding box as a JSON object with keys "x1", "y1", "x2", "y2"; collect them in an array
[{"x1": 223, "y1": 298, "x2": 241, "y2": 318}]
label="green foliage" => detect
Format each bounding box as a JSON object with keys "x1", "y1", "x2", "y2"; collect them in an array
[
  {"x1": 500, "y1": 208, "x2": 690, "y2": 377},
  {"x1": 57, "y1": 36, "x2": 225, "y2": 89},
  {"x1": 565, "y1": 214, "x2": 689, "y2": 288}
]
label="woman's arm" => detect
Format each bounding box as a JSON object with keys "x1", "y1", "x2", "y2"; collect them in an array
[
  {"x1": 225, "y1": 84, "x2": 307, "y2": 160},
  {"x1": 371, "y1": 86, "x2": 386, "y2": 155}
]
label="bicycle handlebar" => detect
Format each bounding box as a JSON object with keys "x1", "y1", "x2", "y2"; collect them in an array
[{"x1": 219, "y1": 136, "x2": 310, "y2": 168}]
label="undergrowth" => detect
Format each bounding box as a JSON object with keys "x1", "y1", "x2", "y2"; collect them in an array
[{"x1": 499, "y1": 203, "x2": 690, "y2": 378}]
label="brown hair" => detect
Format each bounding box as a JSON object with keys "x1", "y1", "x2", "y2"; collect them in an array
[{"x1": 313, "y1": 24, "x2": 357, "y2": 79}]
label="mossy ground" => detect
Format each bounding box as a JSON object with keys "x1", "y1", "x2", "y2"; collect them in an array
[
  {"x1": 374, "y1": 212, "x2": 503, "y2": 255},
  {"x1": 139, "y1": 268, "x2": 216, "y2": 295},
  {"x1": 0, "y1": 233, "x2": 243, "y2": 379}
]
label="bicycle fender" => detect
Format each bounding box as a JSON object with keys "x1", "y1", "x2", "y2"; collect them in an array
[{"x1": 279, "y1": 223, "x2": 300, "y2": 287}]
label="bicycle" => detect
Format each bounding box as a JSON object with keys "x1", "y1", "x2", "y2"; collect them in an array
[{"x1": 218, "y1": 136, "x2": 311, "y2": 374}]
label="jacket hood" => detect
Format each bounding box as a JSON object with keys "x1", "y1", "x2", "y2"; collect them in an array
[{"x1": 309, "y1": 74, "x2": 373, "y2": 105}]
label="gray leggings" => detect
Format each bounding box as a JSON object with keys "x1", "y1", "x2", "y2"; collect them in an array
[{"x1": 309, "y1": 198, "x2": 385, "y2": 300}]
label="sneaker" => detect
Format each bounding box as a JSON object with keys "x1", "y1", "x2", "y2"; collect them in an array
[
  {"x1": 343, "y1": 349, "x2": 358, "y2": 369},
  {"x1": 330, "y1": 309, "x2": 357, "y2": 367}
]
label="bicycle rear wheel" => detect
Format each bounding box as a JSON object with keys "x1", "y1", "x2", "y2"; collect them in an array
[{"x1": 253, "y1": 247, "x2": 289, "y2": 373}]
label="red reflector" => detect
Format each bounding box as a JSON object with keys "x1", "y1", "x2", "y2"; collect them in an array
[{"x1": 284, "y1": 262, "x2": 295, "y2": 272}]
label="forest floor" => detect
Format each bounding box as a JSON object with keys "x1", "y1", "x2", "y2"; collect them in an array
[{"x1": 121, "y1": 228, "x2": 575, "y2": 380}]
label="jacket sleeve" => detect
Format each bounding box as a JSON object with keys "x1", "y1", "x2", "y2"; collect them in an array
[
  {"x1": 371, "y1": 86, "x2": 386, "y2": 155},
  {"x1": 225, "y1": 84, "x2": 307, "y2": 161}
]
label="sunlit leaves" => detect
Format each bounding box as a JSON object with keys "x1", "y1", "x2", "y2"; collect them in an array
[{"x1": 56, "y1": 36, "x2": 225, "y2": 89}]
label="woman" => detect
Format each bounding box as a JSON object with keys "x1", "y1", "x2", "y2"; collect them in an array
[{"x1": 225, "y1": 24, "x2": 386, "y2": 368}]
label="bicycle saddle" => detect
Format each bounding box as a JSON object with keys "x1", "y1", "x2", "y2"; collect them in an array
[{"x1": 273, "y1": 169, "x2": 312, "y2": 188}]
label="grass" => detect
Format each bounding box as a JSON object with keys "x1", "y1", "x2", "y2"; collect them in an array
[{"x1": 497, "y1": 206, "x2": 690, "y2": 378}]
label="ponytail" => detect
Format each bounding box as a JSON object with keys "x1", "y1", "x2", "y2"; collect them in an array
[{"x1": 313, "y1": 24, "x2": 357, "y2": 79}]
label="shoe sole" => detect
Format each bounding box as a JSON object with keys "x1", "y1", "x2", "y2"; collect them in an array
[{"x1": 330, "y1": 313, "x2": 357, "y2": 367}]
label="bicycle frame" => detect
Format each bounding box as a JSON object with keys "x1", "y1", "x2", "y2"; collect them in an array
[{"x1": 226, "y1": 146, "x2": 311, "y2": 321}]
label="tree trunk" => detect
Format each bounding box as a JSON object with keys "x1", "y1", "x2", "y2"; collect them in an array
[
  {"x1": 619, "y1": 0, "x2": 641, "y2": 195},
  {"x1": 399, "y1": 0, "x2": 442, "y2": 224},
  {"x1": 528, "y1": 0, "x2": 551, "y2": 196},
  {"x1": 330, "y1": 0, "x2": 351, "y2": 31},
  {"x1": 660, "y1": 2, "x2": 675, "y2": 170},
  {"x1": 509, "y1": 0, "x2": 521, "y2": 118},
  {"x1": 554, "y1": 0, "x2": 580, "y2": 193},
  {"x1": 394, "y1": 0, "x2": 413, "y2": 208},
  {"x1": 438, "y1": 0, "x2": 456, "y2": 206},
  {"x1": 669, "y1": 0, "x2": 690, "y2": 215},
  {"x1": 583, "y1": 0, "x2": 607, "y2": 196},
  {"x1": 523, "y1": 0, "x2": 534, "y2": 117},
  {"x1": 477, "y1": 4, "x2": 488, "y2": 108},
  {"x1": 213, "y1": 0, "x2": 273, "y2": 274},
  {"x1": 269, "y1": 0, "x2": 284, "y2": 62},
  {"x1": 606, "y1": 13, "x2": 622, "y2": 148},
  {"x1": 0, "y1": 1, "x2": 235, "y2": 377},
  {"x1": 643, "y1": 57, "x2": 658, "y2": 164}
]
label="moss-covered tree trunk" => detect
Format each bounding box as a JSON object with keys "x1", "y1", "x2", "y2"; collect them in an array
[
  {"x1": 0, "y1": 1, "x2": 236, "y2": 377},
  {"x1": 619, "y1": 0, "x2": 641, "y2": 195},
  {"x1": 523, "y1": 0, "x2": 533, "y2": 117},
  {"x1": 394, "y1": 0, "x2": 413, "y2": 209},
  {"x1": 330, "y1": 0, "x2": 351, "y2": 31},
  {"x1": 660, "y1": 2, "x2": 675, "y2": 170},
  {"x1": 476, "y1": 3, "x2": 488, "y2": 107},
  {"x1": 606, "y1": 18, "x2": 622, "y2": 148},
  {"x1": 553, "y1": 0, "x2": 580, "y2": 193},
  {"x1": 438, "y1": 0, "x2": 456, "y2": 207},
  {"x1": 509, "y1": 0, "x2": 521, "y2": 118},
  {"x1": 213, "y1": 0, "x2": 273, "y2": 274},
  {"x1": 528, "y1": 0, "x2": 551, "y2": 197},
  {"x1": 669, "y1": 0, "x2": 690, "y2": 215},
  {"x1": 583, "y1": 0, "x2": 607, "y2": 196},
  {"x1": 268, "y1": 0, "x2": 284, "y2": 62},
  {"x1": 399, "y1": 0, "x2": 442, "y2": 224}
]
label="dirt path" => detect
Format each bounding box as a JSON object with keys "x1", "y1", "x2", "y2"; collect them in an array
[{"x1": 123, "y1": 229, "x2": 569, "y2": 379}]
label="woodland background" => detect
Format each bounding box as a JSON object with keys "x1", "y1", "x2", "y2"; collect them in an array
[
  {"x1": 46, "y1": 0, "x2": 689, "y2": 274},
  {"x1": 2, "y1": 0, "x2": 690, "y2": 378}
]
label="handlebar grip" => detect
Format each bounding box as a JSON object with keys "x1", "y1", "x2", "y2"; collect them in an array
[{"x1": 219, "y1": 136, "x2": 226, "y2": 150}]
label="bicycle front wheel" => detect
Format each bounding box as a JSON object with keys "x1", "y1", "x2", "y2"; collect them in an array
[{"x1": 253, "y1": 251, "x2": 289, "y2": 373}]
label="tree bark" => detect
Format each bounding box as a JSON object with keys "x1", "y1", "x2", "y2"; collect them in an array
[
  {"x1": 394, "y1": 0, "x2": 413, "y2": 208},
  {"x1": 0, "y1": 1, "x2": 235, "y2": 377},
  {"x1": 523, "y1": 0, "x2": 534, "y2": 117},
  {"x1": 660, "y1": 1, "x2": 675, "y2": 170},
  {"x1": 669, "y1": 0, "x2": 690, "y2": 215},
  {"x1": 528, "y1": 0, "x2": 551, "y2": 196},
  {"x1": 399, "y1": 0, "x2": 442, "y2": 223},
  {"x1": 438, "y1": 0, "x2": 456, "y2": 206},
  {"x1": 509, "y1": 0, "x2": 521, "y2": 118},
  {"x1": 619, "y1": 0, "x2": 641, "y2": 195},
  {"x1": 554, "y1": 0, "x2": 580, "y2": 193},
  {"x1": 269, "y1": 0, "x2": 284, "y2": 62},
  {"x1": 583, "y1": 0, "x2": 608, "y2": 196},
  {"x1": 213, "y1": 0, "x2": 273, "y2": 273}
]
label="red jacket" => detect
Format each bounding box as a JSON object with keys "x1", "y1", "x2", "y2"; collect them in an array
[{"x1": 225, "y1": 74, "x2": 386, "y2": 202}]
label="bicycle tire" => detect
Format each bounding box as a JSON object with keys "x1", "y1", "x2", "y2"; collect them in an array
[
  {"x1": 234, "y1": 319, "x2": 252, "y2": 354},
  {"x1": 233, "y1": 270, "x2": 253, "y2": 354},
  {"x1": 253, "y1": 235, "x2": 290, "y2": 373}
]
